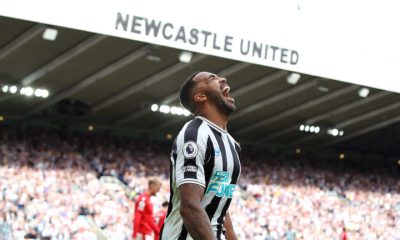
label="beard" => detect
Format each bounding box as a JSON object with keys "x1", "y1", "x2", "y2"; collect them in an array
[{"x1": 207, "y1": 91, "x2": 236, "y2": 116}]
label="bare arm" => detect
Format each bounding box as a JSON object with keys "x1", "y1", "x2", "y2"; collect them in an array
[
  {"x1": 224, "y1": 212, "x2": 238, "y2": 240},
  {"x1": 179, "y1": 183, "x2": 216, "y2": 240}
]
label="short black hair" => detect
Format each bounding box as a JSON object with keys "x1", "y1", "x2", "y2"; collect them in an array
[{"x1": 179, "y1": 71, "x2": 200, "y2": 113}]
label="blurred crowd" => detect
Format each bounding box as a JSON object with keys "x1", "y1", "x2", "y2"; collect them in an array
[
  {"x1": 0, "y1": 127, "x2": 399, "y2": 239},
  {"x1": 234, "y1": 157, "x2": 400, "y2": 239}
]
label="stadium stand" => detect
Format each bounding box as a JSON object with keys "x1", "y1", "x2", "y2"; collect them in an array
[{"x1": 0, "y1": 126, "x2": 399, "y2": 239}]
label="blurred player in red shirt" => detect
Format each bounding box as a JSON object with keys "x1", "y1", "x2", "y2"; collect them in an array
[
  {"x1": 154, "y1": 201, "x2": 168, "y2": 240},
  {"x1": 132, "y1": 178, "x2": 161, "y2": 240},
  {"x1": 341, "y1": 226, "x2": 348, "y2": 240}
]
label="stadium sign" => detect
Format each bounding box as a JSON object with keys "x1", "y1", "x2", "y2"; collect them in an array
[
  {"x1": 114, "y1": 12, "x2": 300, "y2": 67},
  {"x1": 1, "y1": 0, "x2": 399, "y2": 93}
]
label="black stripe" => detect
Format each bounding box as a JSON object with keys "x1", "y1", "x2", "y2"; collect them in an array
[
  {"x1": 217, "y1": 228, "x2": 222, "y2": 240},
  {"x1": 216, "y1": 139, "x2": 241, "y2": 226},
  {"x1": 184, "y1": 118, "x2": 202, "y2": 142},
  {"x1": 227, "y1": 139, "x2": 241, "y2": 184},
  {"x1": 204, "y1": 136, "x2": 214, "y2": 164},
  {"x1": 183, "y1": 118, "x2": 203, "y2": 179},
  {"x1": 217, "y1": 198, "x2": 231, "y2": 226},
  {"x1": 204, "y1": 136, "x2": 215, "y2": 192},
  {"x1": 205, "y1": 196, "x2": 221, "y2": 220},
  {"x1": 210, "y1": 129, "x2": 227, "y2": 171},
  {"x1": 165, "y1": 162, "x2": 175, "y2": 218},
  {"x1": 159, "y1": 228, "x2": 164, "y2": 240},
  {"x1": 205, "y1": 129, "x2": 228, "y2": 221},
  {"x1": 159, "y1": 224, "x2": 165, "y2": 240},
  {"x1": 178, "y1": 119, "x2": 203, "y2": 240},
  {"x1": 166, "y1": 139, "x2": 177, "y2": 218},
  {"x1": 178, "y1": 227, "x2": 188, "y2": 240},
  {"x1": 234, "y1": 143, "x2": 241, "y2": 159}
]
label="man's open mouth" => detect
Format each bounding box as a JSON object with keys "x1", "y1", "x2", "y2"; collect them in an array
[{"x1": 222, "y1": 85, "x2": 235, "y2": 102}]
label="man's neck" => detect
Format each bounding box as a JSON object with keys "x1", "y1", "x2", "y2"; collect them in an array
[{"x1": 197, "y1": 108, "x2": 229, "y2": 131}]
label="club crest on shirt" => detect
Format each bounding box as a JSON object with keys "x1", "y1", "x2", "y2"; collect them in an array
[{"x1": 183, "y1": 141, "x2": 198, "y2": 158}]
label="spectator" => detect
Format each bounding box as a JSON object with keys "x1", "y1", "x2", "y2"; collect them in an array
[{"x1": 0, "y1": 126, "x2": 399, "y2": 239}]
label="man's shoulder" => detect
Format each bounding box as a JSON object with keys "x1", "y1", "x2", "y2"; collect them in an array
[
  {"x1": 177, "y1": 119, "x2": 194, "y2": 132},
  {"x1": 177, "y1": 118, "x2": 209, "y2": 138},
  {"x1": 137, "y1": 192, "x2": 149, "y2": 200},
  {"x1": 179, "y1": 117, "x2": 204, "y2": 129}
]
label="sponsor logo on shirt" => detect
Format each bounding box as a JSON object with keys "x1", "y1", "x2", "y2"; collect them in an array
[
  {"x1": 214, "y1": 147, "x2": 221, "y2": 157},
  {"x1": 206, "y1": 171, "x2": 236, "y2": 198},
  {"x1": 181, "y1": 165, "x2": 198, "y2": 173}
]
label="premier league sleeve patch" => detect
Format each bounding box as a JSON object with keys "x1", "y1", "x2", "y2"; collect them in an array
[{"x1": 183, "y1": 141, "x2": 198, "y2": 158}]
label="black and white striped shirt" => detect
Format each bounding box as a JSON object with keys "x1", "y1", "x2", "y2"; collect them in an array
[{"x1": 160, "y1": 116, "x2": 241, "y2": 240}]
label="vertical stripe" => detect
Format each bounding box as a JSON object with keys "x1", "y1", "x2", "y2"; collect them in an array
[
  {"x1": 216, "y1": 139, "x2": 241, "y2": 226},
  {"x1": 217, "y1": 198, "x2": 231, "y2": 227},
  {"x1": 210, "y1": 129, "x2": 227, "y2": 171},
  {"x1": 234, "y1": 143, "x2": 241, "y2": 158},
  {"x1": 227, "y1": 139, "x2": 241, "y2": 184},
  {"x1": 177, "y1": 228, "x2": 188, "y2": 240},
  {"x1": 178, "y1": 118, "x2": 203, "y2": 240},
  {"x1": 166, "y1": 139, "x2": 177, "y2": 218},
  {"x1": 165, "y1": 162, "x2": 175, "y2": 218},
  {"x1": 203, "y1": 136, "x2": 215, "y2": 192},
  {"x1": 205, "y1": 197, "x2": 221, "y2": 220},
  {"x1": 183, "y1": 118, "x2": 203, "y2": 179},
  {"x1": 205, "y1": 129, "x2": 227, "y2": 220},
  {"x1": 217, "y1": 228, "x2": 222, "y2": 240}
]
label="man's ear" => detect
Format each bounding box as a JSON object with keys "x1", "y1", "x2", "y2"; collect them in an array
[{"x1": 193, "y1": 93, "x2": 207, "y2": 102}]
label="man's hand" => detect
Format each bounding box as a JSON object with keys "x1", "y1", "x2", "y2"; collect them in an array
[{"x1": 179, "y1": 183, "x2": 216, "y2": 240}]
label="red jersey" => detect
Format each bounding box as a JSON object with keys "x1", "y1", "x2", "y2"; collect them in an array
[
  {"x1": 341, "y1": 231, "x2": 348, "y2": 240},
  {"x1": 132, "y1": 192, "x2": 159, "y2": 238},
  {"x1": 153, "y1": 209, "x2": 167, "y2": 240}
]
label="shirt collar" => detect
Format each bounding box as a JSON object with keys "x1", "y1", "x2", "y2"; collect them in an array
[{"x1": 196, "y1": 116, "x2": 227, "y2": 133}]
